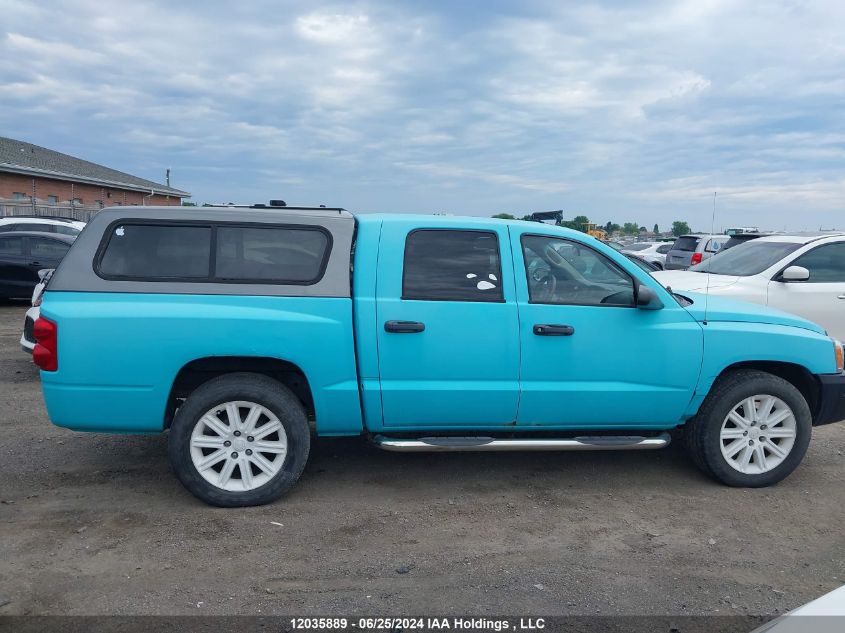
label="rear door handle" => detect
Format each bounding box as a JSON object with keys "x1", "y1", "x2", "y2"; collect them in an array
[
  {"x1": 533, "y1": 324, "x2": 575, "y2": 336},
  {"x1": 838, "y1": 295, "x2": 845, "y2": 300},
  {"x1": 384, "y1": 320, "x2": 425, "y2": 333}
]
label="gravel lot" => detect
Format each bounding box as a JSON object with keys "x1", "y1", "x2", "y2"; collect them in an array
[{"x1": 0, "y1": 301, "x2": 843, "y2": 617}]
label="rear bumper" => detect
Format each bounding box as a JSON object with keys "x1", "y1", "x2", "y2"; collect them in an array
[{"x1": 814, "y1": 372, "x2": 845, "y2": 426}]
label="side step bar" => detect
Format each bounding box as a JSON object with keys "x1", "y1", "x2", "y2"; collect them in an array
[{"x1": 372, "y1": 433, "x2": 671, "y2": 453}]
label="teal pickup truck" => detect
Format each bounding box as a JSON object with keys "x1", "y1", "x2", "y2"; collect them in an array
[{"x1": 32, "y1": 203, "x2": 845, "y2": 506}]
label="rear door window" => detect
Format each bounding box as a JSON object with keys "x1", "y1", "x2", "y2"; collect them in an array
[
  {"x1": 214, "y1": 225, "x2": 330, "y2": 283},
  {"x1": 672, "y1": 236, "x2": 701, "y2": 252},
  {"x1": 98, "y1": 224, "x2": 212, "y2": 279},
  {"x1": 402, "y1": 229, "x2": 503, "y2": 301},
  {"x1": 706, "y1": 238, "x2": 725, "y2": 253},
  {"x1": 29, "y1": 237, "x2": 70, "y2": 259}
]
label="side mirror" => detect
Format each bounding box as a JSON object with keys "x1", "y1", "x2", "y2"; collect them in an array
[
  {"x1": 781, "y1": 265, "x2": 810, "y2": 282},
  {"x1": 636, "y1": 285, "x2": 664, "y2": 310}
]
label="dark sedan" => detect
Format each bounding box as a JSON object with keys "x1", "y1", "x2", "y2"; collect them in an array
[{"x1": 0, "y1": 231, "x2": 74, "y2": 299}]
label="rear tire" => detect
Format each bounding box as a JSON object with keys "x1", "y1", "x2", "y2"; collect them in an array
[
  {"x1": 168, "y1": 373, "x2": 310, "y2": 507},
  {"x1": 684, "y1": 370, "x2": 811, "y2": 487}
]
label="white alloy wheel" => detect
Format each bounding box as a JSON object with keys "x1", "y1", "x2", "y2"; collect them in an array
[
  {"x1": 189, "y1": 400, "x2": 288, "y2": 492},
  {"x1": 719, "y1": 394, "x2": 797, "y2": 475}
]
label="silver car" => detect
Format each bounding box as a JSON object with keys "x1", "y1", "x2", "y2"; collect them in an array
[
  {"x1": 665, "y1": 233, "x2": 727, "y2": 270},
  {"x1": 621, "y1": 241, "x2": 673, "y2": 269}
]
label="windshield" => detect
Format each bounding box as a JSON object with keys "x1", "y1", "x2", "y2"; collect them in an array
[
  {"x1": 625, "y1": 242, "x2": 652, "y2": 251},
  {"x1": 689, "y1": 241, "x2": 802, "y2": 276}
]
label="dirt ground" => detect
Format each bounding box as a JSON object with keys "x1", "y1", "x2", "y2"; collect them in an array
[{"x1": 0, "y1": 301, "x2": 843, "y2": 617}]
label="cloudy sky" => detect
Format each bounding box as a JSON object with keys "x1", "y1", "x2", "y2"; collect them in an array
[{"x1": 2, "y1": 0, "x2": 843, "y2": 230}]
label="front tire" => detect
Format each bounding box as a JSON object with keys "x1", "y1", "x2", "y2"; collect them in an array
[
  {"x1": 685, "y1": 370, "x2": 811, "y2": 487},
  {"x1": 168, "y1": 373, "x2": 310, "y2": 507}
]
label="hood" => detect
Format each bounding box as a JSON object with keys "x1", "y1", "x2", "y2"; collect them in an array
[
  {"x1": 652, "y1": 270, "x2": 740, "y2": 291},
  {"x1": 680, "y1": 292, "x2": 826, "y2": 335}
]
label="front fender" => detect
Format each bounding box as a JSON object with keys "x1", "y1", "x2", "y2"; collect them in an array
[{"x1": 683, "y1": 321, "x2": 836, "y2": 419}]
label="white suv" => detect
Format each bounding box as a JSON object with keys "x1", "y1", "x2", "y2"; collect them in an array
[
  {"x1": 654, "y1": 232, "x2": 845, "y2": 340},
  {"x1": 0, "y1": 216, "x2": 85, "y2": 236}
]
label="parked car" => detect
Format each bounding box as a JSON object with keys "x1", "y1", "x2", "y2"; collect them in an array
[
  {"x1": 32, "y1": 205, "x2": 845, "y2": 506},
  {"x1": 665, "y1": 233, "x2": 727, "y2": 270},
  {"x1": 654, "y1": 232, "x2": 845, "y2": 341},
  {"x1": 0, "y1": 216, "x2": 85, "y2": 236},
  {"x1": 20, "y1": 270, "x2": 50, "y2": 353},
  {"x1": 0, "y1": 231, "x2": 74, "y2": 299},
  {"x1": 621, "y1": 241, "x2": 673, "y2": 269}
]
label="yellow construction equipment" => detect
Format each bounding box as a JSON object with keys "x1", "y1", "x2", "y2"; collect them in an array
[{"x1": 582, "y1": 222, "x2": 607, "y2": 240}]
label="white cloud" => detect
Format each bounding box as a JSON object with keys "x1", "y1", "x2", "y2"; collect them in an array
[{"x1": 296, "y1": 13, "x2": 372, "y2": 45}]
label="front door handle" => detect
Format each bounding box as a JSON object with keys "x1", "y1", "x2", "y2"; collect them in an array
[
  {"x1": 385, "y1": 320, "x2": 425, "y2": 333},
  {"x1": 29, "y1": 261, "x2": 42, "y2": 267},
  {"x1": 838, "y1": 295, "x2": 845, "y2": 300},
  {"x1": 533, "y1": 324, "x2": 575, "y2": 336}
]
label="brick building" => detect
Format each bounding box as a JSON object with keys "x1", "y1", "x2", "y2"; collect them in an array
[{"x1": 0, "y1": 136, "x2": 190, "y2": 220}]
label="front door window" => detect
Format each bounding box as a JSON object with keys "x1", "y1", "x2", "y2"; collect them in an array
[{"x1": 521, "y1": 234, "x2": 635, "y2": 306}]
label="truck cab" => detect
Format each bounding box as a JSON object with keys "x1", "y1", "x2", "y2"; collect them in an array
[{"x1": 32, "y1": 206, "x2": 845, "y2": 506}]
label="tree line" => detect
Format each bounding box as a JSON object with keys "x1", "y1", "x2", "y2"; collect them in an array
[{"x1": 491, "y1": 213, "x2": 691, "y2": 237}]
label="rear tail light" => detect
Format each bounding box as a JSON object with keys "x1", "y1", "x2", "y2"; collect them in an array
[
  {"x1": 690, "y1": 252, "x2": 703, "y2": 266},
  {"x1": 33, "y1": 317, "x2": 58, "y2": 371}
]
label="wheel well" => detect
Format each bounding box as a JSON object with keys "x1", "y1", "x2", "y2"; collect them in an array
[
  {"x1": 718, "y1": 361, "x2": 820, "y2": 419},
  {"x1": 166, "y1": 356, "x2": 314, "y2": 427}
]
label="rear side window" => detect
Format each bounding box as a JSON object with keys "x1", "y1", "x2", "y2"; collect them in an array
[
  {"x1": 403, "y1": 229, "x2": 503, "y2": 302},
  {"x1": 656, "y1": 244, "x2": 672, "y2": 254},
  {"x1": 215, "y1": 226, "x2": 329, "y2": 283},
  {"x1": 29, "y1": 237, "x2": 70, "y2": 259},
  {"x1": 672, "y1": 236, "x2": 701, "y2": 252},
  {"x1": 96, "y1": 222, "x2": 330, "y2": 284},
  {"x1": 98, "y1": 224, "x2": 212, "y2": 279}
]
